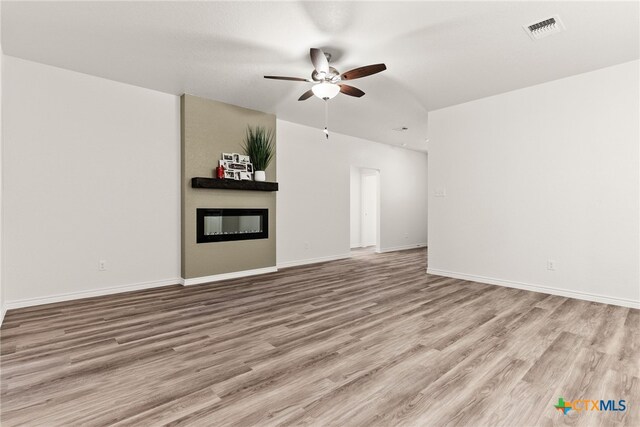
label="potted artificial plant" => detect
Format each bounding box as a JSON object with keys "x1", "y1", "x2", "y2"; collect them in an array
[{"x1": 242, "y1": 126, "x2": 274, "y2": 182}]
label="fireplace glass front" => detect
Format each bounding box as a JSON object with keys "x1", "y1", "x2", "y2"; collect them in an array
[{"x1": 196, "y1": 208, "x2": 268, "y2": 243}]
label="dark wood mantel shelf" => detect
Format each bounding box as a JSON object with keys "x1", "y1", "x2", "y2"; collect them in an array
[{"x1": 191, "y1": 177, "x2": 279, "y2": 192}]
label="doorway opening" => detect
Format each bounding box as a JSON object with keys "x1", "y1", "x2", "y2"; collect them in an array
[{"x1": 350, "y1": 167, "x2": 380, "y2": 254}]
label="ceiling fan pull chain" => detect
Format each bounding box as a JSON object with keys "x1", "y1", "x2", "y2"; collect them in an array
[{"x1": 324, "y1": 99, "x2": 329, "y2": 140}]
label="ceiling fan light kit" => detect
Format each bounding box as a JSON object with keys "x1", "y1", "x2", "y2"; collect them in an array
[
  {"x1": 264, "y1": 48, "x2": 387, "y2": 138},
  {"x1": 312, "y1": 82, "x2": 340, "y2": 100}
]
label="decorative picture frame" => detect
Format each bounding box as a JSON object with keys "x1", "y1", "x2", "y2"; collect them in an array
[{"x1": 219, "y1": 153, "x2": 251, "y2": 179}]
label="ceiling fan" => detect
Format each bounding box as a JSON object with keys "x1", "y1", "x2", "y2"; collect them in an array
[{"x1": 264, "y1": 48, "x2": 387, "y2": 101}]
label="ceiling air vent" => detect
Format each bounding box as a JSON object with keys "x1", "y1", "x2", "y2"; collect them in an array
[{"x1": 524, "y1": 15, "x2": 565, "y2": 40}]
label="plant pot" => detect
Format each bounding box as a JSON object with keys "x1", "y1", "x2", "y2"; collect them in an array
[{"x1": 254, "y1": 171, "x2": 266, "y2": 182}]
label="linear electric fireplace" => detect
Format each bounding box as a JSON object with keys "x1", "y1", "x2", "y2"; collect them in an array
[{"x1": 196, "y1": 208, "x2": 268, "y2": 243}]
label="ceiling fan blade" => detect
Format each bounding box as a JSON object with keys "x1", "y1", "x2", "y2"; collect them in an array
[
  {"x1": 340, "y1": 63, "x2": 387, "y2": 81},
  {"x1": 310, "y1": 48, "x2": 329, "y2": 74},
  {"x1": 264, "y1": 75, "x2": 312, "y2": 82},
  {"x1": 339, "y1": 84, "x2": 365, "y2": 98},
  {"x1": 298, "y1": 90, "x2": 314, "y2": 101}
]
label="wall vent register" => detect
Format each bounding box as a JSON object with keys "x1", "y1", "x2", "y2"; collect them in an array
[{"x1": 197, "y1": 208, "x2": 268, "y2": 243}]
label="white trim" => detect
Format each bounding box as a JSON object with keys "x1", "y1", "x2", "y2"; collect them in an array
[
  {"x1": 181, "y1": 266, "x2": 278, "y2": 286},
  {"x1": 426, "y1": 268, "x2": 640, "y2": 309},
  {"x1": 4, "y1": 278, "x2": 180, "y2": 310},
  {"x1": 277, "y1": 253, "x2": 351, "y2": 269},
  {"x1": 378, "y1": 243, "x2": 427, "y2": 254},
  {"x1": 0, "y1": 305, "x2": 6, "y2": 326}
]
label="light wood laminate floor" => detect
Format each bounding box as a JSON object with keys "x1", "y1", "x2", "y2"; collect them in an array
[{"x1": 1, "y1": 248, "x2": 638, "y2": 426}]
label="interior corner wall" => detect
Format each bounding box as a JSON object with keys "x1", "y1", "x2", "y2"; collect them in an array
[
  {"x1": 0, "y1": 6, "x2": 5, "y2": 324},
  {"x1": 181, "y1": 94, "x2": 276, "y2": 280},
  {"x1": 276, "y1": 120, "x2": 428, "y2": 268},
  {"x1": 2, "y1": 56, "x2": 181, "y2": 306},
  {"x1": 428, "y1": 60, "x2": 640, "y2": 307}
]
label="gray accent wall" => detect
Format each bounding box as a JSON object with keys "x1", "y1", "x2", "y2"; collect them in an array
[{"x1": 181, "y1": 94, "x2": 276, "y2": 279}]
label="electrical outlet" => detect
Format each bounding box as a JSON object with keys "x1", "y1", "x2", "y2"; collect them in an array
[
  {"x1": 304, "y1": 242, "x2": 309, "y2": 250},
  {"x1": 547, "y1": 260, "x2": 555, "y2": 271},
  {"x1": 405, "y1": 232, "x2": 409, "y2": 239},
  {"x1": 99, "y1": 260, "x2": 107, "y2": 271},
  {"x1": 435, "y1": 188, "x2": 447, "y2": 197}
]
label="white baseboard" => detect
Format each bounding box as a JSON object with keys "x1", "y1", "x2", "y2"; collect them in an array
[
  {"x1": 0, "y1": 305, "x2": 6, "y2": 327},
  {"x1": 426, "y1": 268, "x2": 640, "y2": 309},
  {"x1": 277, "y1": 253, "x2": 351, "y2": 269},
  {"x1": 351, "y1": 243, "x2": 377, "y2": 249},
  {"x1": 4, "y1": 278, "x2": 181, "y2": 311},
  {"x1": 378, "y1": 243, "x2": 427, "y2": 254},
  {"x1": 181, "y1": 266, "x2": 278, "y2": 286}
]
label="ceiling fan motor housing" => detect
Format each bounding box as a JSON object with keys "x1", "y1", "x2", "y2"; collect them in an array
[{"x1": 312, "y1": 67, "x2": 340, "y2": 82}]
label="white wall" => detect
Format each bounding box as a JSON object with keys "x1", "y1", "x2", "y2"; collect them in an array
[
  {"x1": 428, "y1": 60, "x2": 639, "y2": 308},
  {"x1": 2, "y1": 56, "x2": 181, "y2": 306},
  {"x1": 277, "y1": 120, "x2": 428, "y2": 267}
]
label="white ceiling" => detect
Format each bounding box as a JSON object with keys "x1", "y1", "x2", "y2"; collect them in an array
[{"x1": 2, "y1": 1, "x2": 638, "y2": 151}]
